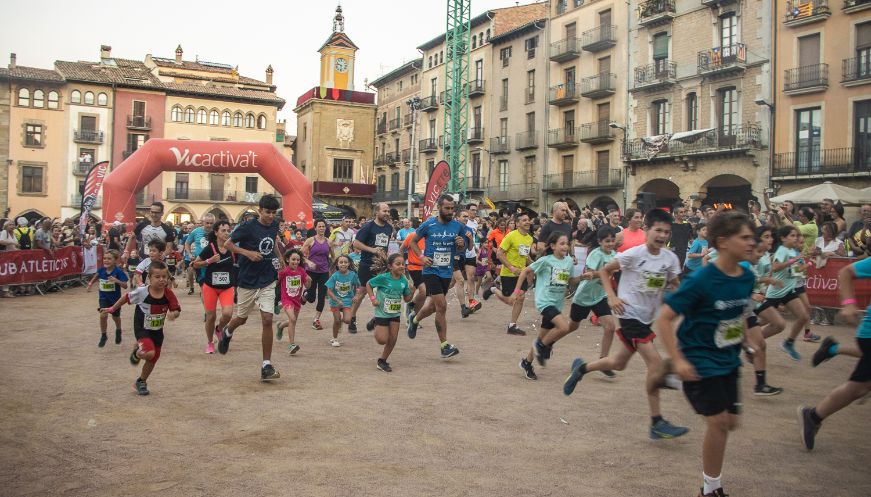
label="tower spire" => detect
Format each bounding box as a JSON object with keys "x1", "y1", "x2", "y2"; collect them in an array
[{"x1": 333, "y1": 4, "x2": 344, "y2": 33}]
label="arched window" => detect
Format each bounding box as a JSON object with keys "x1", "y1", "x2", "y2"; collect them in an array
[
  {"x1": 47, "y1": 91, "x2": 59, "y2": 109},
  {"x1": 32, "y1": 89, "x2": 44, "y2": 108},
  {"x1": 222, "y1": 111, "x2": 231, "y2": 126},
  {"x1": 71, "y1": 90, "x2": 81, "y2": 104},
  {"x1": 486, "y1": 29, "x2": 491, "y2": 41},
  {"x1": 209, "y1": 109, "x2": 219, "y2": 125},
  {"x1": 17, "y1": 88, "x2": 30, "y2": 106},
  {"x1": 184, "y1": 107, "x2": 195, "y2": 123},
  {"x1": 171, "y1": 105, "x2": 183, "y2": 122},
  {"x1": 479, "y1": 33, "x2": 484, "y2": 46},
  {"x1": 97, "y1": 93, "x2": 108, "y2": 106},
  {"x1": 257, "y1": 114, "x2": 267, "y2": 129},
  {"x1": 84, "y1": 91, "x2": 95, "y2": 105},
  {"x1": 245, "y1": 113, "x2": 255, "y2": 128},
  {"x1": 472, "y1": 36, "x2": 477, "y2": 49},
  {"x1": 197, "y1": 108, "x2": 207, "y2": 124},
  {"x1": 233, "y1": 112, "x2": 243, "y2": 127}
]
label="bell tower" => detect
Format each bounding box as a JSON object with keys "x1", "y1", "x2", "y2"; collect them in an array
[{"x1": 318, "y1": 5, "x2": 358, "y2": 91}]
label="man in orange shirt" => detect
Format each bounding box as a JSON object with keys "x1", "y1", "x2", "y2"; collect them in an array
[{"x1": 400, "y1": 234, "x2": 427, "y2": 321}]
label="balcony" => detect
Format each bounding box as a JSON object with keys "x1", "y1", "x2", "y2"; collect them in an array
[
  {"x1": 638, "y1": 0, "x2": 676, "y2": 28},
  {"x1": 72, "y1": 160, "x2": 93, "y2": 176},
  {"x1": 467, "y1": 79, "x2": 485, "y2": 97},
  {"x1": 373, "y1": 187, "x2": 409, "y2": 203},
  {"x1": 313, "y1": 181, "x2": 376, "y2": 198},
  {"x1": 404, "y1": 114, "x2": 415, "y2": 128},
  {"x1": 490, "y1": 136, "x2": 510, "y2": 154},
  {"x1": 842, "y1": 56, "x2": 871, "y2": 86},
  {"x1": 579, "y1": 120, "x2": 616, "y2": 144},
  {"x1": 785, "y1": 0, "x2": 831, "y2": 27},
  {"x1": 697, "y1": 44, "x2": 746, "y2": 77},
  {"x1": 784, "y1": 63, "x2": 829, "y2": 95},
  {"x1": 581, "y1": 25, "x2": 617, "y2": 53},
  {"x1": 581, "y1": 73, "x2": 616, "y2": 99},
  {"x1": 127, "y1": 115, "x2": 151, "y2": 130},
  {"x1": 773, "y1": 147, "x2": 871, "y2": 179},
  {"x1": 467, "y1": 127, "x2": 485, "y2": 144},
  {"x1": 844, "y1": 0, "x2": 871, "y2": 13},
  {"x1": 550, "y1": 37, "x2": 582, "y2": 62},
  {"x1": 389, "y1": 118, "x2": 401, "y2": 132},
  {"x1": 515, "y1": 131, "x2": 538, "y2": 151},
  {"x1": 420, "y1": 138, "x2": 438, "y2": 153},
  {"x1": 543, "y1": 169, "x2": 623, "y2": 192},
  {"x1": 439, "y1": 91, "x2": 453, "y2": 105},
  {"x1": 548, "y1": 84, "x2": 580, "y2": 106},
  {"x1": 421, "y1": 95, "x2": 439, "y2": 112},
  {"x1": 488, "y1": 182, "x2": 540, "y2": 202},
  {"x1": 547, "y1": 127, "x2": 579, "y2": 149},
  {"x1": 74, "y1": 129, "x2": 104, "y2": 144},
  {"x1": 374, "y1": 155, "x2": 389, "y2": 167},
  {"x1": 165, "y1": 188, "x2": 264, "y2": 203},
  {"x1": 385, "y1": 152, "x2": 400, "y2": 165},
  {"x1": 466, "y1": 176, "x2": 487, "y2": 193},
  {"x1": 632, "y1": 61, "x2": 677, "y2": 92},
  {"x1": 377, "y1": 120, "x2": 387, "y2": 135},
  {"x1": 70, "y1": 194, "x2": 102, "y2": 208},
  {"x1": 401, "y1": 149, "x2": 411, "y2": 163},
  {"x1": 625, "y1": 123, "x2": 762, "y2": 162}
]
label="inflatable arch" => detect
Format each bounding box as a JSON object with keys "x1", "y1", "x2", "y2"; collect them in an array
[{"x1": 102, "y1": 139, "x2": 312, "y2": 227}]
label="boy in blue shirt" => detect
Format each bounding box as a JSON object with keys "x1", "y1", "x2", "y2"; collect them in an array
[{"x1": 87, "y1": 249, "x2": 129, "y2": 347}]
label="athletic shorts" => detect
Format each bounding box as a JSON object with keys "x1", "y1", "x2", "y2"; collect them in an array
[
  {"x1": 408, "y1": 269, "x2": 424, "y2": 288},
  {"x1": 464, "y1": 257, "x2": 477, "y2": 267},
  {"x1": 99, "y1": 298, "x2": 121, "y2": 317},
  {"x1": 374, "y1": 316, "x2": 400, "y2": 326},
  {"x1": 331, "y1": 305, "x2": 350, "y2": 312},
  {"x1": 540, "y1": 305, "x2": 562, "y2": 330},
  {"x1": 683, "y1": 368, "x2": 740, "y2": 416},
  {"x1": 134, "y1": 328, "x2": 164, "y2": 364},
  {"x1": 745, "y1": 314, "x2": 759, "y2": 329},
  {"x1": 849, "y1": 338, "x2": 871, "y2": 383},
  {"x1": 359, "y1": 264, "x2": 374, "y2": 287},
  {"x1": 794, "y1": 285, "x2": 806, "y2": 295},
  {"x1": 424, "y1": 274, "x2": 453, "y2": 296},
  {"x1": 234, "y1": 282, "x2": 277, "y2": 319},
  {"x1": 617, "y1": 318, "x2": 656, "y2": 352},
  {"x1": 202, "y1": 284, "x2": 234, "y2": 312},
  {"x1": 757, "y1": 290, "x2": 801, "y2": 313},
  {"x1": 570, "y1": 299, "x2": 611, "y2": 323},
  {"x1": 500, "y1": 276, "x2": 528, "y2": 297}
]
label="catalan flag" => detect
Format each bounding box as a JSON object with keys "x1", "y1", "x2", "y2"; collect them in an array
[{"x1": 793, "y1": 2, "x2": 813, "y2": 18}]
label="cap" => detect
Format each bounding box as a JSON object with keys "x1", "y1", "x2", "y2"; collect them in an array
[{"x1": 16, "y1": 217, "x2": 28, "y2": 227}]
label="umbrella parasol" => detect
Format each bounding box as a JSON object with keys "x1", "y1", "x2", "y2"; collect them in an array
[{"x1": 769, "y1": 181, "x2": 865, "y2": 205}]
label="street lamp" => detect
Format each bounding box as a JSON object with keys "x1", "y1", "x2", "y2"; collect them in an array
[{"x1": 406, "y1": 97, "x2": 421, "y2": 218}]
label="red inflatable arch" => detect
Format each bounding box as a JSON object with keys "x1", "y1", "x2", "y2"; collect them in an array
[{"x1": 102, "y1": 139, "x2": 312, "y2": 227}]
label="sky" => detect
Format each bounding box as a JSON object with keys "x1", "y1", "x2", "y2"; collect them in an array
[{"x1": 0, "y1": 0, "x2": 519, "y2": 134}]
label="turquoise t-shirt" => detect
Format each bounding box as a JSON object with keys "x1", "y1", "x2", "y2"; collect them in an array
[
  {"x1": 326, "y1": 270, "x2": 360, "y2": 308},
  {"x1": 766, "y1": 245, "x2": 798, "y2": 299},
  {"x1": 368, "y1": 272, "x2": 410, "y2": 318},
  {"x1": 851, "y1": 258, "x2": 871, "y2": 339},
  {"x1": 528, "y1": 254, "x2": 573, "y2": 313},
  {"x1": 684, "y1": 238, "x2": 707, "y2": 271},
  {"x1": 573, "y1": 247, "x2": 615, "y2": 307}
]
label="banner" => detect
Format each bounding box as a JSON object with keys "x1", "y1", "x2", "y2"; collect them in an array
[
  {"x1": 79, "y1": 160, "x2": 110, "y2": 234},
  {"x1": 420, "y1": 160, "x2": 451, "y2": 219},
  {"x1": 0, "y1": 247, "x2": 85, "y2": 285},
  {"x1": 805, "y1": 257, "x2": 871, "y2": 309}
]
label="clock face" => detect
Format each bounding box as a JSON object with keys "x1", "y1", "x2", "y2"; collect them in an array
[{"x1": 335, "y1": 57, "x2": 348, "y2": 73}]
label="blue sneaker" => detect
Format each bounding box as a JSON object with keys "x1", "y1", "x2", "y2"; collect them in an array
[
  {"x1": 781, "y1": 340, "x2": 801, "y2": 361},
  {"x1": 440, "y1": 343, "x2": 459, "y2": 359},
  {"x1": 407, "y1": 314, "x2": 419, "y2": 339},
  {"x1": 563, "y1": 358, "x2": 586, "y2": 396},
  {"x1": 650, "y1": 419, "x2": 689, "y2": 439}
]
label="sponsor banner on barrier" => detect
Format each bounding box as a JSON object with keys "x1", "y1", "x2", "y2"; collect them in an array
[
  {"x1": 805, "y1": 257, "x2": 871, "y2": 309},
  {"x1": 0, "y1": 247, "x2": 85, "y2": 285}
]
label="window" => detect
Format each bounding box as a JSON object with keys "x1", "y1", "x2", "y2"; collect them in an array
[
  {"x1": 17, "y1": 88, "x2": 29, "y2": 106},
  {"x1": 333, "y1": 158, "x2": 354, "y2": 181},
  {"x1": 303, "y1": 123, "x2": 307, "y2": 140},
  {"x1": 524, "y1": 156, "x2": 535, "y2": 185},
  {"x1": 245, "y1": 177, "x2": 259, "y2": 194},
  {"x1": 486, "y1": 29, "x2": 491, "y2": 41},
  {"x1": 718, "y1": 87, "x2": 738, "y2": 135},
  {"x1": 501, "y1": 78, "x2": 509, "y2": 110},
  {"x1": 439, "y1": 51, "x2": 443, "y2": 64},
  {"x1": 500, "y1": 47, "x2": 512, "y2": 67},
  {"x1": 499, "y1": 160, "x2": 509, "y2": 190},
  {"x1": 686, "y1": 93, "x2": 698, "y2": 131},
  {"x1": 210, "y1": 110, "x2": 219, "y2": 125},
  {"x1": 84, "y1": 92, "x2": 95, "y2": 105},
  {"x1": 47, "y1": 91, "x2": 59, "y2": 109},
  {"x1": 97, "y1": 93, "x2": 108, "y2": 106},
  {"x1": 185, "y1": 107, "x2": 195, "y2": 123},
  {"x1": 430, "y1": 78, "x2": 438, "y2": 97},
  {"x1": 479, "y1": 33, "x2": 484, "y2": 47},
  {"x1": 854, "y1": 100, "x2": 871, "y2": 171},
  {"x1": 857, "y1": 23, "x2": 871, "y2": 77},
  {"x1": 526, "y1": 70, "x2": 535, "y2": 103},
  {"x1": 526, "y1": 112, "x2": 535, "y2": 131},
  {"x1": 653, "y1": 32, "x2": 669, "y2": 63},
  {"x1": 21, "y1": 165, "x2": 44, "y2": 194},
  {"x1": 475, "y1": 59, "x2": 483, "y2": 84},
  {"x1": 80, "y1": 115, "x2": 96, "y2": 132},
  {"x1": 377, "y1": 175, "x2": 386, "y2": 192},
  {"x1": 427, "y1": 159, "x2": 435, "y2": 178},
  {"x1": 257, "y1": 115, "x2": 267, "y2": 129},
  {"x1": 132, "y1": 100, "x2": 145, "y2": 118},
  {"x1": 429, "y1": 119, "x2": 436, "y2": 138},
  {"x1": 653, "y1": 100, "x2": 670, "y2": 135},
  {"x1": 500, "y1": 118, "x2": 508, "y2": 137},
  {"x1": 428, "y1": 56, "x2": 432, "y2": 68},
  {"x1": 32, "y1": 90, "x2": 44, "y2": 108},
  {"x1": 175, "y1": 173, "x2": 189, "y2": 198},
  {"x1": 25, "y1": 124, "x2": 43, "y2": 147},
  {"x1": 563, "y1": 110, "x2": 575, "y2": 132},
  {"x1": 391, "y1": 172, "x2": 400, "y2": 191},
  {"x1": 233, "y1": 112, "x2": 243, "y2": 127},
  {"x1": 720, "y1": 13, "x2": 737, "y2": 49},
  {"x1": 171, "y1": 105, "x2": 182, "y2": 122},
  {"x1": 71, "y1": 90, "x2": 81, "y2": 104},
  {"x1": 197, "y1": 108, "x2": 207, "y2": 124},
  {"x1": 525, "y1": 36, "x2": 538, "y2": 58},
  {"x1": 127, "y1": 133, "x2": 147, "y2": 153},
  {"x1": 472, "y1": 36, "x2": 477, "y2": 49},
  {"x1": 222, "y1": 111, "x2": 231, "y2": 126},
  {"x1": 245, "y1": 113, "x2": 255, "y2": 128},
  {"x1": 795, "y1": 107, "x2": 822, "y2": 173}
]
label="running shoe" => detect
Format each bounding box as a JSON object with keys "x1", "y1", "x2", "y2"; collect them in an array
[
  {"x1": 482, "y1": 287, "x2": 493, "y2": 301},
  {"x1": 115, "y1": 329, "x2": 122, "y2": 345},
  {"x1": 129, "y1": 345, "x2": 141, "y2": 365},
  {"x1": 697, "y1": 487, "x2": 728, "y2": 497},
  {"x1": 507, "y1": 324, "x2": 526, "y2": 336},
  {"x1": 260, "y1": 363, "x2": 280, "y2": 381},
  {"x1": 329, "y1": 338, "x2": 341, "y2": 347},
  {"x1": 205, "y1": 343, "x2": 215, "y2": 354},
  {"x1": 533, "y1": 338, "x2": 552, "y2": 367},
  {"x1": 780, "y1": 340, "x2": 801, "y2": 361},
  {"x1": 287, "y1": 343, "x2": 300, "y2": 355},
  {"x1": 563, "y1": 358, "x2": 586, "y2": 396},
  {"x1": 650, "y1": 419, "x2": 689, "y2": 439},
  {"x1": 803, "y1": 331, "x2": 821, "y2": 343},
  {"x1": 366, "y1": 318, "x2": 376, "y2": 332},
  {"x1": 407, "y1": 314, "x2": 419, "y2": 339},
  {"x1": 601, "y1": 370, "x2": 616, "y2": 379},
  {"x1": 753, "y1": 384, "x2": 783, "y2": 396},
  {"x1": 797, "y1": 406, "x2": 820, "y2": 451},
  {"x1": 440, "y1": 343, "x2": 460, "y2": 359},
  {"x1": 461, "y1": 305, "x2": 470, "y2": 319},
  {"x1": 98, "y1": 333, "x2": 108, "y2": 348},
  {"x1": 275, "y1": 322, "x2": 284, "y2": 341},
  {"x1": 377, "y1": 358, "x2": 392, "y2": 372},
  {"x1": 217, "y1": 326, "x2": 232, "y2": 355},
  {"x1": 312, "y1": 319, "x2": 324, "y2": 330},
  {"x1": 348, "y1": 317, "x2": 358, "y2": 334},
  {"x1": 812, "y1": 336, "x2": 838, "y2": 367},
  {"x1": 470, "y1": 298, "x2": 482, "y2": 312},
  {"x1": 135, "y1": 378, "x2": 149, "y2": 396},
  {"x1": 519, "y1": 358, "x2": 538, "y2": 380}
]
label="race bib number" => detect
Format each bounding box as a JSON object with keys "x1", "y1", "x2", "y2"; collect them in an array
[
  {"x1": 99, "y1": 279, "x2": 115, "y2": 292},
  {"x1": 199, "y1": 238, "x2": 209, "y2": 248},
  {"x1": 128, "y1": 265, "x2": 137, "y2": 272},
  {"x1": 715, "y1": 317, "x2": 744, "y2": 348},
  {"x1": 551, "y1": 269, "x2": 570, "y2": 286},
  {"x1": 518, "y1": 245, "x2": 530, "y2": 257},
  {"x1": 144, "y1": 312, "x2": 166, "y2": 331},
  {"x1": 790, "y1": 263, "x2": 805, "y2": 279},
  {"x1": 433, "y1": 252, "x2": 451, "y2": 267},
  {"x1": 166, "y1": 258, "x2": 176, "y2": 266},
  {"x1": 375, "y1": 233, "x2": 389, "y2": 248},
  {"x1": 383, "y1": 297, "x2": 402, "y2": 314},
  {"x1": 641, "y1": 271, "x2": 666, "y2": 293},
  {"x1": 286, "y1": 275, "x2": 302, "y2": 296},
  {"x1": 336, "y1": 280, "x2": 351, "y2": 296},
  {"x1": 212, "y1": 272, "x2": 230, "y2": 286},
  {"x1": 480, "y1": 258, "x2": 488, "y2": 264}
]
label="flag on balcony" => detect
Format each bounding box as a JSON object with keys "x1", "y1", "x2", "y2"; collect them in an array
[
  {"x1": 794, "y1": 2, "x2": 813, "y2": 18},
  {"x1": 79, "y1": 160, "x2": 109, "y2": 234},
  {"x1": 641, "y1": 134, "x2": 670, "y2": 160}
]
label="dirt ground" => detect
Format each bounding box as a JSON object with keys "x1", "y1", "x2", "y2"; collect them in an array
[{"x1": 1, "y1": 284, "x2": 869, "y2": 497}]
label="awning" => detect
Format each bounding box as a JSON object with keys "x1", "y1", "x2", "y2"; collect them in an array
[
  {"x1": 769, "y1": 182, "x2": 865, "y2": 205},
  {"x1": 312, "y1": 196, "x2": 346, "y2": 220}
]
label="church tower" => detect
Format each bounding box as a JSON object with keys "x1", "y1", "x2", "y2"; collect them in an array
[{"x1": 318, "y1": 5, "x2": 358, "y2": 91}]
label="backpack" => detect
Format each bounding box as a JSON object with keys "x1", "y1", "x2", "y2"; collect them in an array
[{"x1": 15, "y1": 227, "x2": 32, "y2": 250}]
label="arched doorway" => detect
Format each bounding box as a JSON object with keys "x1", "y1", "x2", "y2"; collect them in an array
[
  {"x1": 167, "y1": 205, "x2": 194, "y2": 225},
  {"x1": 206, "y1": 205, "x2": 230, "y2": 221},
  {"x1": 639, "y1": 179, "x2": 680, "y2": 209},
  {"x1": 702, "y1": 174, "x2": 754, "y2": 211},
  {"x1": 16, "y1": 210, "x2": 45, "y2": 226},
  {"x1": 590, "y1": 195, "x2": 619, "y2": 213}
]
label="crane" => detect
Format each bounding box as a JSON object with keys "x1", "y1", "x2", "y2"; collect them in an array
[{"x1": 442, "y1": 0, "x2": 471, "y2": 197}]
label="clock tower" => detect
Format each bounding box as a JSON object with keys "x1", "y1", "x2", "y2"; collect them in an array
[{"x1": 318, "y1": 5, "x2": 358, "y2": 91}]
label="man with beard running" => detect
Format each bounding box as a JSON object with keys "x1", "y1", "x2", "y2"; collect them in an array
[{"x1": 351, "y1": 203, "x2": 394, "y2": 332}]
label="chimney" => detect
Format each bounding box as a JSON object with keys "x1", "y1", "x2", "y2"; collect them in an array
[
  {"x1": 100, "y1": 45, "x2": 111, "y2": 60},
  {"x1": 175, "y1": 44, "x2": 183, "y2": 63},
  {"x1": 266, "y1": 64, "x2": 274, "y2": 85},
  {"x1": 9, "y1": 53, "x2": 16, "y2": 70}
]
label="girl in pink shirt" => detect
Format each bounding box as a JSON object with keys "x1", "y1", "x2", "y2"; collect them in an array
[{"x1": 275, "y1": 248, "x2": 311, "y2": 355}]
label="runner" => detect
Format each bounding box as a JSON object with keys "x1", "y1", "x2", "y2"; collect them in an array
[
  {"x1": 192, "y1": 220, "x2": 236, "y2": 354},
  {"x1": 483, "y1": 213, "x2": 535, "y2": 336},
  {"x1": 325, "y1": 254, "x2": 362, "y2": 347},
  {"x1": 329, "y1": 217, "x2": 355, "y2": 258},
  {"x1": 367, "y1": 253, "x2": 414, "y2": 372},
  {"x1": 463, "y1": 203, "x2": 483, "y2": 312},
  {"x1": 274, "y1": 248, "x2": 311, "y2": 355},
  {"x1": 123, "y1": 201, "x2": 176, "y2": 266},
  {"x1": 536, "y1": 201, "x2": 573, "y2": 255},
  {"x1": 134, "y1": 239, "x2": 166, "y2": 286},
  {"x1": 563, "y1": 209, "x2": 689, "y2": 440},
  {"x1": 302, "y1": 219, "x2": 333, "y2": 330},
  {"x1": 350, "y1": 203, "x2": 394, "y2": 333},
  {"x1": 184, "y1": 214, "x2": 215, "y2": 296},
  {"x1": 217, "y1": 194, "x2": 284, "y2": 381},
  {"x1": 616, "y1": 208, "x2": 645, "y2": 253},
  {"x1": 656, "y1": 211, "x2": 756, "y2": 497},
  {"x1": 87, "y1": 249, "x2": 128, "y2": 347},
  {"x1": 452, "y1": 208, "x2": 475, "y2": 319}
]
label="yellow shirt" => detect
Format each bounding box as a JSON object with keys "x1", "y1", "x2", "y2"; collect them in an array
[{"x1": 499, "y1": 230, "x2": 533, "y2": 277}]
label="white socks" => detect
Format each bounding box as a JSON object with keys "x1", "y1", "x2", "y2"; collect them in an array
[
  {"x1": 262, "y1": 360, "x2": 271, "y2": 367},
  {"x1": 703, "y1": 473, "x2": 721, "y2": 494}
]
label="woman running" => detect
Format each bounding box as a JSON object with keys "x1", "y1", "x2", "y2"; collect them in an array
[
  {"x1": 192, "y1": 219, "x2": 236, "y2": 354},
  {"x1": 302, "y1": 219, "x2": 333, "y2": 331}
]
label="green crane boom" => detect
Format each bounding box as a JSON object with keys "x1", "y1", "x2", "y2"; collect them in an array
[{"x1": 443, "y1": 0, "x2": 471, "y2": 196}]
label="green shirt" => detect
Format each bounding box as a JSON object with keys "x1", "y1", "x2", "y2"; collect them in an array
[
  {"x1": 794, "y1": 220, "x2": 818, "y2": 254},
  {"x1": 573, "y1": 247, "x2": 616, "y2": 307},
  {"x1": 528, "y1": 254, "x2": 573, "y2": 313},
  {"x1": 499, "y1": 230, "x2": 534, "y2": 277},
  {"x1": 368, "y1": 272, "x2": 410, "y2": 318},
  {"x1": 766, "y1": 245, "x2": 798, "y2": 299}
]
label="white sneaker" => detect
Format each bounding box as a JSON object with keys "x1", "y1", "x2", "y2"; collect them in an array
[{"x1": 329, "y1": 338, "x2": 341, "y2": 347}]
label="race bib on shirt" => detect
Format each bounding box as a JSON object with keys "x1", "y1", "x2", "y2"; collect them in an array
[
  {"x1": 336, "y1": 280, "x2": 351, "y2": 296},
  {"x1": 518, "y1": 245, "x2": 530, "y2": 257},
  {"x1": 790, "y1": 263, "x2": 805, "y2": 279},
  {"x1": 99, "y1": 279, "x2": 115, "y2": 292},
  {"x1": 433, "y1": 251, "x2": 451, "y2": 267},
  {"x1": 128, "y1": 264, "x2": 137, "y2": 272},
  {"x1": 199, "y1": 238, "x2": 209, "y2": 248},
  {"x1": 212, "y1": 272, "x2": 230, "y2": 286},
  {"x1": 551, "y1": 268, "x2": 570, "y2": 286},
  {"x1": 480, "y1": 258, "x2": 488, "y2": 264},
  {"x1": 375, "y1": 233, "x2": 389, "y2": 248},
  {"x1": 383, "y1": 297, "x2": 402, "y2": 314},
  {"x1": 715, "y1": 317, "x2": 744, "y2": 348},
  {"x1": 640, "y1": 271, "x2": 666, "y2": 293},
  {"x1": 144, "y1": 312, "x2": 166, "y2": 330},
  {"x1": 286, "y1": 275, "x2": 302, "y2": 296}
]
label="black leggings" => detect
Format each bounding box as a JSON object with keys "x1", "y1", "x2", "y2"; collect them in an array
[{"x1": 306, "y1": 271, "x2": 329, "y2": 312}]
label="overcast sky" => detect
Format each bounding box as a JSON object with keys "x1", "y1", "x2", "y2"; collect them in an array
[{"x1": 0, "y1": 0, "x2": 518, "y2": 133}]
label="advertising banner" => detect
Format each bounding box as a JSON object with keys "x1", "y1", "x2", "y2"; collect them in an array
[
  {"x1": 805, "y1": 257, "x2": 871, "y2": 309},
  {"x1": 0, "y1": 247, "x2": 85, "y2": 285},
  {"x1": 420, "y1": 160, "x2": 451, "y2": 219}
]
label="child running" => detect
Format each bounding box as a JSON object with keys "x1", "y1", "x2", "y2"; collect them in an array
[
  {"x1": 100, "y1": 261, "x2": 180, "y2": 396},
  {"x1": 275, "y1": 248, "x2": 311, "y2": 355},
  {"x1": 325, "y1": 254, "x2": 362, "y2": 347},
  {"x1": 366, "y1": 253, "x2": 414, "y2": 372},
  {"x1": 135, "y1": 239, "x2": 166, "y2": 286},
  {"x1": 655, "y1": 211, "x2": 756, "y2": 497},
  {"x1": 684, "y1": 223, "x2": 709, "y2": 274},
  {"x1": 87, "y1": 249, "x2": 129, "y2": 347},
  {"x1": 126, "y1": 249, "x2": 141, "y2": 282},
  {"x1": 563, "y1": 209, "x2": 689, "y2": 440}
]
